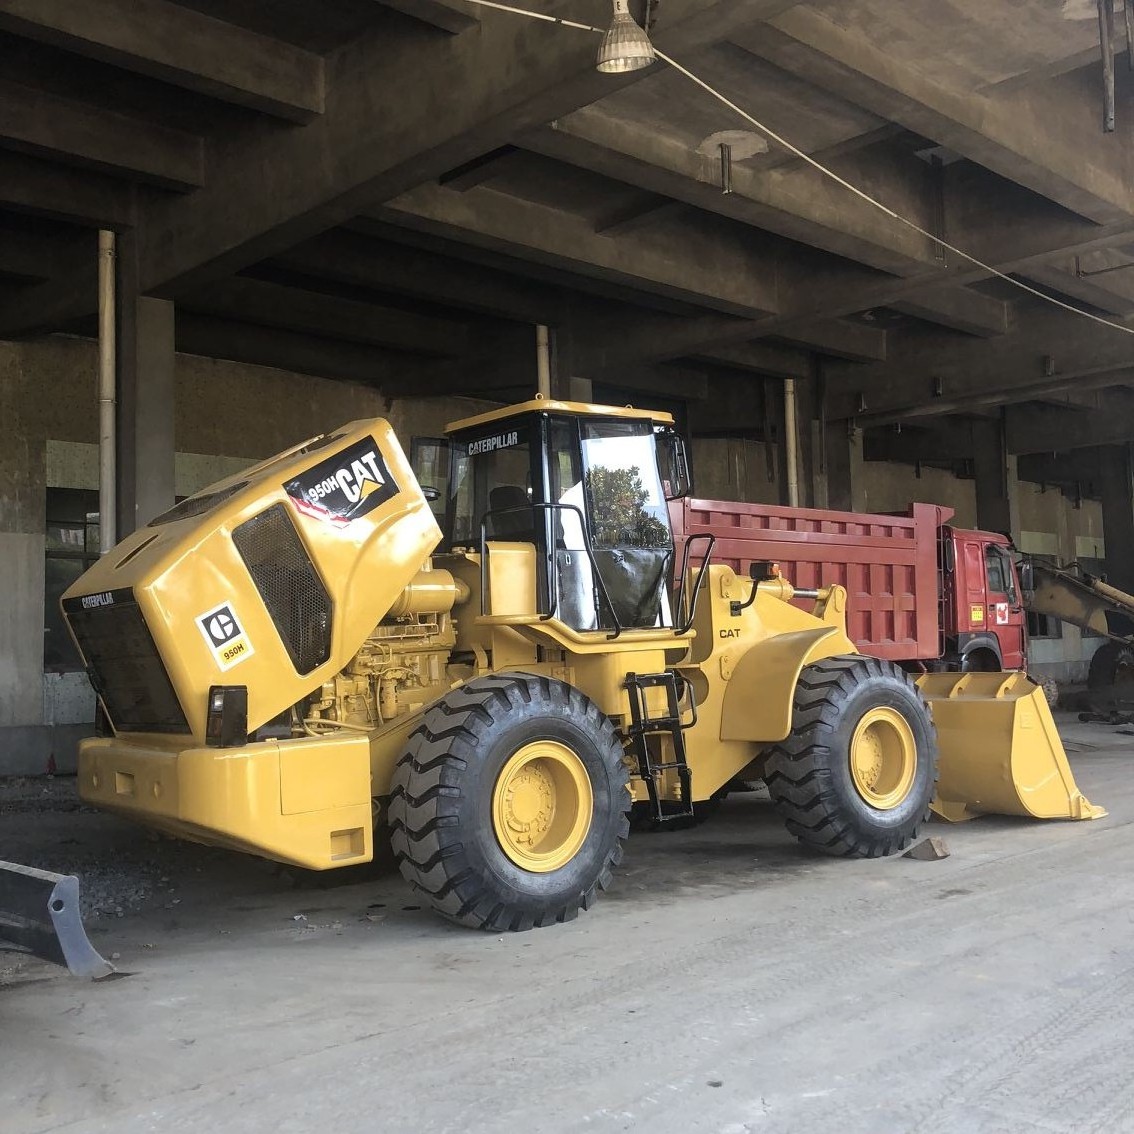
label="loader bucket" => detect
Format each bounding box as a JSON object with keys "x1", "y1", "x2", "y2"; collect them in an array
[
  {"x1": 916, "y1": 672, "x2": 1106, "y2": 823},
  {"x1": 0, "y1": 861, "x2": 115, "y2": 979}
]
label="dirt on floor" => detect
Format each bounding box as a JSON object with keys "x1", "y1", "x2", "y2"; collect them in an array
[{"x1": 2, "y1": 716, "x2": 1132, "y2": 1134}]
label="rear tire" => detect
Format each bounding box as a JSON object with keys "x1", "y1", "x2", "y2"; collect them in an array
[
  {"x1": 764, "y1": 655, "x2": 938, "y2": 858},
  {"x1": 1088, "y1": 640, "x2": 1134, "y2": 710},
  {"x1": 388, "y1": 673, "x2": 630, "y2": 931}
]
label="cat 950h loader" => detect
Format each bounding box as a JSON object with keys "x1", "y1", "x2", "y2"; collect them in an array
[{"x1": 61, "y1": 399, "x2": 1103, "y2": 931}]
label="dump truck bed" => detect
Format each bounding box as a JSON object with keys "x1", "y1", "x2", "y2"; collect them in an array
[{"x1": 671, "y1": 498, "x2": 951, "y2": 662}]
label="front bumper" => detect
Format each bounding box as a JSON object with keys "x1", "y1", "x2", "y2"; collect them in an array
[{"x1": 79, "y1": 733, "x2": 374, "y2": 870}]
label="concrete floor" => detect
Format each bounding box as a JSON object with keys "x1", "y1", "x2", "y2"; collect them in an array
[{"x1": 3, "y1": 715, "x2": 1132, "y2": 1134}]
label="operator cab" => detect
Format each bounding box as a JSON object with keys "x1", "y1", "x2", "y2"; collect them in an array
[{"x1": 444, "y1": 400, "x2": 692, "y2": 634}]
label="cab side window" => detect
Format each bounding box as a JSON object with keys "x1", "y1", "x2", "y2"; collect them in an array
[
  {"x1": 985, "y1": 545, "x2": 1008, "y2": 594},
  {"x1": 984, "y1": 545, "x2": 1017, "y2": 603}
]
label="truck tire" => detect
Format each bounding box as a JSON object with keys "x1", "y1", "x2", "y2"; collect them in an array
[
  {"x1": 1030, "y1": 674, "x2": 1060, "y2": 710},
  {"x1": 763, "y1": 655, "x2": 938, "y2": 858},
  {"x1": 388, "y1": 673, "x2": 630, "y2": 931},
  {"x1": 1087, "y1": 640, "x2": 1134, "y2": 709}
]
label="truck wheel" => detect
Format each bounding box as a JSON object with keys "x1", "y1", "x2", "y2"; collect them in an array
[
  {"x1": 388, "y1": 673, "x2": 630, "y2": 931},
  {"x1": 1088, "y1": 641, "x2": 1134, "y2": 709},
  {"x1": 763, "y1": 655, "x2": 938, "y2": 858},
  {"x1": 1031, "y1": 674, "x2": 1060, "y2": 710}
]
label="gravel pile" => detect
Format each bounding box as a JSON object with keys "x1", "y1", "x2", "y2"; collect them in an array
[{"x1": 1, "y1": 776, "x2": 193, "y2": 920}]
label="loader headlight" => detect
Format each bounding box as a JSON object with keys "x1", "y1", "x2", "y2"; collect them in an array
[{"x1": 206, "y1": 685, "x2": 248, "y2": 748}]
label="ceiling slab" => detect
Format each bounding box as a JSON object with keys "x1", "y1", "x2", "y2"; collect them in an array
[{"x1": 0, "y1": 0, "x2": 325, "y2": 121}]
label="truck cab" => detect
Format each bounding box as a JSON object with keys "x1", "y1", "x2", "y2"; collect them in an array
[{"x1": 940, "y1": 526, "x2": 1026, "y2": 672}]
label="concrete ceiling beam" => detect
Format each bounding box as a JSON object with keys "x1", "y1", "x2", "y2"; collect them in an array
[
  {"x1": 863, "y1": 418, "x2": 977, "y2": 464},
  {"x1": 825, "y1": 304, "x2": 1134, "y2": 423},
  {"x1": 593, "y1": 195, "x2": 686, "y2": 236},
  {"x1": 375, "y1": 183, "x2": 783, "y2": 317},
  {"x1": 773, "y1": 319, "x2": 887, "y2": 362},
  {"x1": 734, "y1": 8, "x2": 1134, "y2": 225},
  {"x1": 890, "y1": 286, "x2": 1010, "y2": 338},
  {"x1": 0, "y1": 238, "x2": 96, "y2": 338},
  {"x1": 695, "y1": 342, "x2": 812, "y2": 379},
  {"x1": 1007, "y1": 391, "x2": 1134, "y2": 455},
  {"x1": 0, "y1": 0, "x2": 325, "y2": 123},
  {"x1": 137, "y1": 0, "x2": 796, "y2": 296},
  {"x1": 0, "y1": 78, "x2": 204, "y2": 191},
  {"x1": 521, "y1": 108, "x2": 938, "y2": 275},
  {"x1": 1017, "y1": 449, "x2": 1105, "y2": 491},
  {"x1": 177, "y1": 276, "x2": 474, "y2": 355},
  {"x1": 373, "y1": 0, "x2": 480, "y2": 34},
  {"x1": 0, "y1": 151, "x2": 137, "y2": 229},
  {"x1": 1019, "y1": 262, "x2": 1134, "y2": 318},
  {"x1": 175, "y1": 314, "x2": 424, "y2": 388},
  {"x1": 270, "y1": 229, "x2": 563, "y2": 325},
  {"x1": 438, "y1": 146, "x2": 528, "y2": 192},
  {"x1": 0, "y1": 226, "x2": 88, "y2": 282}
]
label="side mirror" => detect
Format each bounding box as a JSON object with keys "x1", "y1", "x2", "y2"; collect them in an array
[
  {"x1": 420, "y1": 485, "x2": 441, "y2": 502},
  {"x1": 655, "y1": 429, "x2": 694, "y2": 501}
]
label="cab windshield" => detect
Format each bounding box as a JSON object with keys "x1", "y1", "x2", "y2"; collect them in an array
[{"x1": 444, "y1": 413, "x2": 674, "y2": 632}]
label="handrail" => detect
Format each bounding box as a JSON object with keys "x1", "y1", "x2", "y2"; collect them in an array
[{"x1": 675, "y1": 533, "x2": 716, "y2": 636}]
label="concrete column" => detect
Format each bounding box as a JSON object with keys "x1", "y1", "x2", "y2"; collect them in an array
[
  {"x1": 568, "y1": 376, "x2": 593, "y2": 402},
  {"x1": 972, "y1": 414, "x2": 1019, "y2": 538},
  {"x1": 132, "y1": 299, "x2": 176, "y2": 528},
  {"x1": 821, "y1": 419, "x2": 865, "y2": 512},
  {"x1": 1097, "y1": 443, "x2": 1134, "y2": 592},
  {"x1": 116, "y1": 233, "x2": 175, "y2": 535},
  {"x1": 793, "y1": 370, "x2": 818, "y2": 508}
]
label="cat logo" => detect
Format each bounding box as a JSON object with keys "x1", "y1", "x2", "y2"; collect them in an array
[
  {"x1": 195, "y1": 602, "x2": 255, "y2": 671},
  {"x1": 284, "y1": 438, "x2": 399, "y2": 524},
  {"x1": 719, "y1": 628, "x2": 741, "y2": 639}
]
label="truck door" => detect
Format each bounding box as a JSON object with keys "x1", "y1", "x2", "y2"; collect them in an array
[
  {"x1": 984, "y1": 542, "x2": 1026, "y2": 670},
  {"x1": 961, "y1": 538, "x2": 990, "y2": 641}
]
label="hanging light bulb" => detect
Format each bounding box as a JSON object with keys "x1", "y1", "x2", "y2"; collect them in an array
[{"x1": 596, "y1": 0, "x2": 656, "y2": 73}]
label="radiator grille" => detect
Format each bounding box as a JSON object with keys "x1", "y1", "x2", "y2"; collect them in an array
[
  {"x1": 233, "y1": 504, "x2": 332, "y2": 675},
  {"x1": 66, "y1": 601, "x2": 190, "y2": 734}
]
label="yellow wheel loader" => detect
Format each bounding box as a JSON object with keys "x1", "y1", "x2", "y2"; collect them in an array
[{"x1": 60, "y1": 400, "x2": 1103, "y2": 932}]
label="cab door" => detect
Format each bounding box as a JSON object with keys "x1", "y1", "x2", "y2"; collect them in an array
[
  {"x1": 984, "y1": 542, "x2": 1026, "y2": 670},
  {"x1": 960, "y1": 538, "x2": 991, "y2": 631}
]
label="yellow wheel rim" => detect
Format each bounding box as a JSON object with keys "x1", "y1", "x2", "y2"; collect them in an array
[
  {"x1": 849, "y1": 706, "x2": 917, "y2": 810},
  {"x1": 492, "y1": 740, "x2": 593, "y2": 873}
]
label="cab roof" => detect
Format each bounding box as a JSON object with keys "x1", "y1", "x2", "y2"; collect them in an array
[{"x1": 446, "y1": 397, "x2": 675, "y2": 435}]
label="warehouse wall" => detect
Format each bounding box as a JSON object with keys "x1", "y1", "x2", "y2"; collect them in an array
[
  {"x1": 0, "y1": 335, "x2": 493, "y2": 774},
  {"x1": 691, "y1": 438, "x2": 782, "y2": 503},
  {"x1": 1017, "y1": 480, "x2": 1106, "y2": 684}
]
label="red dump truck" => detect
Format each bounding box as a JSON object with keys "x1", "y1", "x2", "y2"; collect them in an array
[{"x1": 670, "y1": 499, "x2": 1027, "y2": 674}]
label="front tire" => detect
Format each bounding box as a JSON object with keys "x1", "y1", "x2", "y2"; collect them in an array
[
  {"x1": 388, "y1": 673, "x2": 630, "y2": 931},
  {"x1": 763, "y1": 655, "x2": 938, "y2": 858}
]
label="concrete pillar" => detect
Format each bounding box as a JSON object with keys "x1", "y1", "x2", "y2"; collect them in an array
[
  {"x1": 132, "y1": 299, "x2": 176, "y2": 528},
  {"x1": 116, "y1": 233, "x2": 175, "y2": 535},
  {"x1": 972, "y1": 413, "x2": 1019, "y2": 538},
  {"x1": 821, "y1": 419, "x2": 864, "y2": 512},
  {"x1": 1097, "y1": 443, "x2": 1134, "y2": 592},
  {"x1": 567, "y1": 376, "x2": 593, "y2": 402},
  {"x1": 793, "y1": 370, "x2": 818, "y2": 508}
]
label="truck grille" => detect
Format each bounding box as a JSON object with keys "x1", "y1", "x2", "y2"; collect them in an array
[
  {"x1": 232, "y1": 504, "x2": 332, "y2": 675},
  {"x1": 65, "y1": 598, "x2": 190, "y2": 734}
]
